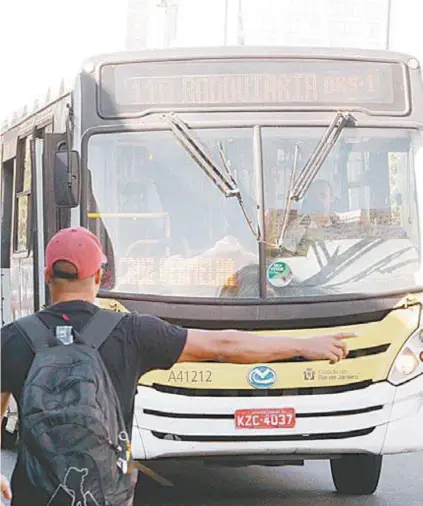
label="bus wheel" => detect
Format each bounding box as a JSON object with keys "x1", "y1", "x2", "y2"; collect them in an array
[
  {"x1": 330, "y1": 454, "x2": 382, "y2": 495},
  {"x1": 1, "y1": 417, "x2": 18, "y2": 450}
]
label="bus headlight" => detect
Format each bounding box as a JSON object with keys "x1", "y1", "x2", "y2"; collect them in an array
[{"x1": 388, "y1": 330, "x2": 423, "y2": 385}]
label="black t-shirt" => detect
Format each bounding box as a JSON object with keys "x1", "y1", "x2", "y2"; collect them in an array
[{"x1": 1, "y1": 301, "x2": 187, "y2": 505}]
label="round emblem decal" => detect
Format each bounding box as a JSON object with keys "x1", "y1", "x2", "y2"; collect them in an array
[
  {"x1": 267, "y1": 259, "x2": 293, "y2": 288},
  {"x1": 247, "y1": 366, "x2": 277, "y2": 389}
]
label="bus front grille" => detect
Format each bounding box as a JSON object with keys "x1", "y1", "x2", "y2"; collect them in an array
[
  {"x1": 151, "y1": 427, "x2": 376, "y2": 442},
  {"x1": 149, "y1": 380, "x2": 373, "y2": 397}
]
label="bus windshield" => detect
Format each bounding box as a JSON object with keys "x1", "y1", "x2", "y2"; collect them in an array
[{"x1": 87, "y1": 127, "x2": 421, "y2": 299}]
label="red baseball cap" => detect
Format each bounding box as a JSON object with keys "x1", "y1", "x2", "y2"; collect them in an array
[{"x1": 45, "y1": 227, "x2": 107, "y2": 280}]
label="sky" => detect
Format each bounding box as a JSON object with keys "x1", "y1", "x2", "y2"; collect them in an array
[
  {"x1": 0, "y1": 0, "x2": 127, "y2": 123},
  {"x1": 1, "y1": 0, "x2": 423, "y2": 125}
]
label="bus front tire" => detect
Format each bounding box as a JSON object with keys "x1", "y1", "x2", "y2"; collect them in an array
[{"x1": 330, "y1": 454, "x2": 382, "y2": 495}]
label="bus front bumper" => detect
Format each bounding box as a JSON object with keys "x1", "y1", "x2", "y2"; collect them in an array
[
  {"x1": 381, "y1": 374, "x2": 423, "y2": 454},
  {"x1": 130, "y1": 375, "x2": 423, "y2": 461}
]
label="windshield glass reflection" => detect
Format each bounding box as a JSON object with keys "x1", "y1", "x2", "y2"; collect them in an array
[
  {"x1": 88, "y1": 127, "x2": 421, "y2": 299},
  {"x1": 224, "y1": 128, "x2": 420, "y2": 298},
  {"x1": 88, "y1": 129, "x2": 258, "y2": 297}
]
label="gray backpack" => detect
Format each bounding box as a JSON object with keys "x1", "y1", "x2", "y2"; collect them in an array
[{"x1": 15, "y1": 310, "x2": 134, "y2": 506}]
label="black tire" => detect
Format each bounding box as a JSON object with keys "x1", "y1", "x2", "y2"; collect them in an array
[
  {"x1": 1, "y1": 417, "x2": 18, "y2": 450},
  {"x1": 330, "y1": 454, "x2": 382, "y2": 495}
]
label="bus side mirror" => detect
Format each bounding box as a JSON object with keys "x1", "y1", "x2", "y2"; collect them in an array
[{"x1": 54, "y1": 150, "x2": 81, "y2": 208}]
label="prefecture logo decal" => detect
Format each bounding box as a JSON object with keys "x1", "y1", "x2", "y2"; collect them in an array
[
  {"x1": 303, "y1": 368, "x2": 316, "y2": 381},
  {"x1": 247, "y1": 366, "x2": 277, "y2": 389}
]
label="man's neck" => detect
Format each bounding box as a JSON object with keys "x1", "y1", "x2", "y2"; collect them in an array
[{"x1": 50, "y1": 293, "x2": 95, "y2": 305}]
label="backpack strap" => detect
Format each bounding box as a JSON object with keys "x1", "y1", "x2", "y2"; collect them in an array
[
  {"x1": 78, "y1": 310, "x2": 126, "y2": 350},
  {"x1": 14, "y1": 314, "x2": 61, "y2": 352}
]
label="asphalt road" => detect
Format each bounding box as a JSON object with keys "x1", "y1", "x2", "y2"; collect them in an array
[{"x1": 2, "y1": 449, "x2": 423, "y2": 505}]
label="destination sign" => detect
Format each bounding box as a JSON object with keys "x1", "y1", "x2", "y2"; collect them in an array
[
  {"x1": 98, "y1": 58, "x2": 408, "y2": 116},
  {"x1": 117, "y1": 256, "x2": 236, "y2": 288}
]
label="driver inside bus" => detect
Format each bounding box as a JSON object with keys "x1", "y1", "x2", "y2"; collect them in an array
[
  {"x1": 279, "y1": 178, "x2": 340, "y2": 255},
  {"x1": 219, "y1": 181, "x2": 341, "y2": 297}
]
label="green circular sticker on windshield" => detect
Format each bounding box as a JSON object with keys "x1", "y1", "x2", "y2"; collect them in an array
[{"x1": 267, "y1": 260, "x2": 293, "y2": 288}]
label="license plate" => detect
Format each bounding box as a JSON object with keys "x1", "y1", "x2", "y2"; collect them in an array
[{"x1": 234, "y1": 408, "x2": 296, "y2": 429}]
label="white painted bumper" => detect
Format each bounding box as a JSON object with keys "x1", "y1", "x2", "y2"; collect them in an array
[
  {"x1": 381, "y1": 374, "x2": 423, "y2": 454},
  {"x1": 130, "y1": 376, "x2": 423, "y2": 461}
]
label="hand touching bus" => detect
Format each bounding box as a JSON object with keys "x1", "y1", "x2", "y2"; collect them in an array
[{"x1": 301, "y1": 333, "x2": 352, "y2": 364}]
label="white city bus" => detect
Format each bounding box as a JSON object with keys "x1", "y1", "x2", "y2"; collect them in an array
[{"x1": 2, "y1": 46, "x2": 423, "y2": 495}]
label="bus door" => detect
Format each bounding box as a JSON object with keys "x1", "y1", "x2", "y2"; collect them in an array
[
  {"x1": 2, "y1": 125, "x2": 62, "y2": 321},
  {"x1": 9, "y1": 133, "x2": 39, "y2": 319}
]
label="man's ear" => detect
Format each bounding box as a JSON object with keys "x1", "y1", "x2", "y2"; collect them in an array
[
  {"x1": 44, "y1": 267, "x2": 52, "y2": 285},
  {"x1": 94, "y1": 269, "x2": 102, "y2": 285}
]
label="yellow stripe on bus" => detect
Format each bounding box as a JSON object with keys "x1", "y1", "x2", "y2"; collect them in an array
[{"x1": 96, "y1": 296, "x2": 420, "y2": 389}]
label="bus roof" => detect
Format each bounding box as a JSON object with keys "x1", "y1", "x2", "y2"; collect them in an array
[{"x1": 81, "y1": 45, "x2": 420, "y2": 67}]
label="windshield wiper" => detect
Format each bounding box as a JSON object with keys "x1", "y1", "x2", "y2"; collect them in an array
[
  {"x1": 163, "y1": 113, "x2": 260, "y2": 241},
  {"x1": 163, "y1": 113, "x2": 240, "y2": 198},
  {"x1": 216, "y1": 141, "x2": 260, "y2": 240},
  {"x1": 290, "y1": 111, "x2": 355, "y2": 202}
]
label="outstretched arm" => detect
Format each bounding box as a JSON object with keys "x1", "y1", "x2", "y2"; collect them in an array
[{"x1": 178, "y1": 329, "x2": 354, "y2": 364}]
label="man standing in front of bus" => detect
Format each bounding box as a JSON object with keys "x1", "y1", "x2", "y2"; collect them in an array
[{"x1": 1, "y1": 227, "x2": 354, "y2": 505}]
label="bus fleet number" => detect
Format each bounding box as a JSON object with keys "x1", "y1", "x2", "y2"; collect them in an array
[{"x1": 168, "y1": 370, "x2": 213, "y2": 384}]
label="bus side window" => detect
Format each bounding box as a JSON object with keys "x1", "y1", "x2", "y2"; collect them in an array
[
  {"x1": 14, "y1": 136, "x2": 32, "y2": 253},
  {"x1": 1, "y1": 159, "x2": 15, "y2": 267}
]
